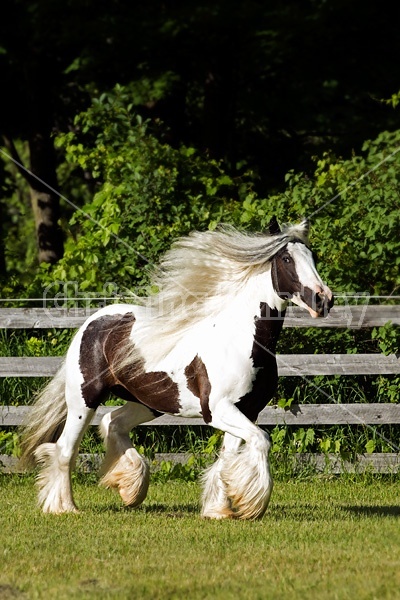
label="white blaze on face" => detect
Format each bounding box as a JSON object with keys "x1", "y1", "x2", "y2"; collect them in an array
[{"x1": 287, "y1": 242, "x2": 333, "y2": 318}]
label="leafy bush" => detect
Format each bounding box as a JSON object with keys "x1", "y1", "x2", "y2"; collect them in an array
[
  {"x1": 239, "y1": 130, "x2": 400, "y2": 295},
  {"x1": 39, "y1": 84, "x2": 250, "y2": 296},
  {"x1": 35, "y1": 85, "x2": 400, "y2": 309}
]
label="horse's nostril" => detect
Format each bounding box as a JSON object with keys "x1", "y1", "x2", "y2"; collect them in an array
[
  {"x1": 315, "y1": 293, "x2": 324, "y2": 308},
  {"x1": 315, "y1": 292, "x2": 333, "y2": 314}
]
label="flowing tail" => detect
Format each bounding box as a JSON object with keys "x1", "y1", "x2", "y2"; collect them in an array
[{"x1": 19, "y1": 361, "x2": 68, "y2": 469}]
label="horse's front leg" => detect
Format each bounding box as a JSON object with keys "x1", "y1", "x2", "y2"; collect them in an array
[
  {"x1": 201, "y1": 432, "x2": 242, "y2": 519},
  {"x1": 202, "y1": 400, "x2": 273, "y2": 520}
]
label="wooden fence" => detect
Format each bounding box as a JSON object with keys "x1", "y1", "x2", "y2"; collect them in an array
[{"x1": 1, "y1": 304, "x2": 399, "y2": 473}]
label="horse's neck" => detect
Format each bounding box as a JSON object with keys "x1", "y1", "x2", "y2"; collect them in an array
[
  {"x1": 256, "y1": 269, "x2": 288, "y2": 313},
  {"x1": 134, "y1": 268, "x2": 286, "y2": 368},
  {"x1": 208, "y1": 270, "x2": 286, "y2": 339},
  {"x1": 236, "y1": 271, "x2": 286, "y2": 364},
  {"x1": 252, "y1": 302, "x2": 286, "y2": 362}
]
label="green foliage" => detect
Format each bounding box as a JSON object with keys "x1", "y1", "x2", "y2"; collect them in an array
[
  {"x1": 371, "y1": 323, "x2": 400, "y2": 404},
  {"x1": 372, "y1": 321, "x2": 400, "y2": 356},
  {"x1": 27, "y1": 79, "x2": 400, "y2": 301},
  {"x1": 240, "y1": 129, "x2": 400, "y2": 295},
  {"x1": 0, "y1": 329, "x2": 74, "y2": 409},
  {"x1": 0, "y1": 328, "x2": 74, "y2": 358},
  {"x1": 382, "y1": 90, "x2": 400, "y2": 109},
  {"x1": 152, "y1": 455, "x2": 201, "y2": 483},
  {"x1": 37, "y1": 86, "x2": 400, "y2": 304},
  {"x1": 267, "y1": 421, "x2": 398, "y2": 460},
  {"x1": 0, "y1": 141, "x2": 37, "y2": 285},
  {"x1": 0, "y1": 430, "x2": 19, "y2": 456},
  {"x1": 41, "y1": 84, "x2": 247, "y2": 295}
]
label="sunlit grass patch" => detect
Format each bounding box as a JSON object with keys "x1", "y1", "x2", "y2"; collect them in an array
[{"x1": 1, "y1": 476, "x2": 399, "y2": 599}]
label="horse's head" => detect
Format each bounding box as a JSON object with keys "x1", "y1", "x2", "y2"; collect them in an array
[{"x1": 269, "y1": 217, "x2": 334, "y2": 318}]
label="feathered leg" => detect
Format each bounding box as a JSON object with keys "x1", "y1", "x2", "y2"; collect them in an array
[
  {"x1": 19, "y1": 355, "x2": 95, "y2": 514},
  {"x1": 99, "y1": 402, "x2": 156, "y2": 507},
  {"x1": 202, "y1": 400, "x2": 273, "y2": 520},
  {"x1": 35, "y1": 389, "x2": 94, "y2": 514},
  {"x1": 201, "y1": 433, "x2": 242, "y2": 519}
]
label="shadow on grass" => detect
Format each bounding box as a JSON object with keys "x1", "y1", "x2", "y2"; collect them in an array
[
  {"x1": 76, "y1": 501, "x2": 400, "y2": 522},
  {"x1": 142, "y1": 503, "x2": 200, "y2": 517},
  {"x1": 269, "y1": 504, "x2": 332, "y2": 521},
  {"x1": 344, "y1": 505, "x2": 400, "y2": 518},
  {"x1": 264, "y1": 503, "x2": 400, "y2": 521},
  {"x1": 87, "y1": 501, "x2": 200, "y2": 517},
  {"x1": 140, "y1": 503, "x2": 400, "y2": 520},
  {"x1": 0, "y1": 583, "x2": 27, "y2": 599}
]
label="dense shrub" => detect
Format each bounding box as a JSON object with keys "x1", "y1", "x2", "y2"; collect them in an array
[{"x1": 38, "y1": 86, "x2": 400, "y2": 301}]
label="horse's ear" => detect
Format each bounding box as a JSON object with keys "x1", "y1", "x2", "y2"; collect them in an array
[
  {"x1": 268, "y1": 215, "x2": 281, "y2": 235},
  {"x1": 300, "y1": 218, "x2": 310, "y2": 234}
]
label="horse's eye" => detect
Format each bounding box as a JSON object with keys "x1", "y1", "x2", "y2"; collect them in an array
[{"x1": 282, "y1": 254, "x2": 291, "y2": 263}]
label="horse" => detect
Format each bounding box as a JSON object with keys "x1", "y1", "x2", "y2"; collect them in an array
[{"x1": 19, "y1": 216, "x2": 333, "y2": 519}]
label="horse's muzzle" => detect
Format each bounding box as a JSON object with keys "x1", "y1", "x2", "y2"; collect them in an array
[{"x1": 314, "y1": 291, "x2": 334, "y2": 317}]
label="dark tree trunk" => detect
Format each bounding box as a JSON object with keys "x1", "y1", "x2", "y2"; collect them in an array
[
  {"x1": 28, "y1": 131, "x2": 64, "y2": 264},
  {"x1": 2, "y1": 133, "x2": 64, "y2": 265},
  {"x1": 0, "y1": 201, "x2": 6, "y2": 276}
]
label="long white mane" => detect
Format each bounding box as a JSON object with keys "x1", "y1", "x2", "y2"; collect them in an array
[{"x1": 117, "y1": 220, "x2": 309, "y2": 368}]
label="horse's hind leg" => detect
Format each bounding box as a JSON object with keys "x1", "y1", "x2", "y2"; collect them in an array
[
  {"x1": 99, "y1": 402, "x2": 156, "y2": 507},
  {"x1": 35, "y1": 386, "x2": 94, "y2": 514},
  {"x1": 201, "y1": 433, "x2": 242, "y2": 519}
]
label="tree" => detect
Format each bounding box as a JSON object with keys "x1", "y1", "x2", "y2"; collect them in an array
[
  {"x1": 2, "y1": 136, "x2": 63, "y2": 264},
  {"x1": 1, "y1": 0, "x2": 400, "y2": 276}
]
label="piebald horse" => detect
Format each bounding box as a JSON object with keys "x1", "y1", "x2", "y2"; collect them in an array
[{"x1": 20, "y1": 217, "x2": 333, "y2": 519}]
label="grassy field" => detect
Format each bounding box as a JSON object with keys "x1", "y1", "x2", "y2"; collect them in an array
[{"x1": 0, "y1": 474, "x2": 399, "y2": 600}]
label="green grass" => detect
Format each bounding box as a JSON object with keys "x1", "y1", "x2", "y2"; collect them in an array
[{"x1": 1, "y1": 475, "x2": 399, "y2": 599}]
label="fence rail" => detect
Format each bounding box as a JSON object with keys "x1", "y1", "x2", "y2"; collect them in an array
[
  {"x1": 0, "y1": 353, "x2": 399, "y2": 378},
  {"x1": 1, "y1": 402, "x2": 400, "y2": 427},
  {"x1": 0, "y1": 304, "x2": 399, "y2": 329},
  {"x1": 1, "y1": 304, "x2": 399, "y2": 473}
]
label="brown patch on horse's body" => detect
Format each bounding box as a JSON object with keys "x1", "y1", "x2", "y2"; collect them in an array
[
  {"x1": 235, "y1": 302, "x2": 285, "y2": 422},
  {"x1": 79, "y1": 314, "x2": 122, "y2": 409},
  {"x1": 79, "y1": 313, "x2": 180, "y2": 414},
  {"x1": 79, "y1": 302, "x2": 284, "y2": 424},
  {"x1": 185, "y1": 355, "x2": 212, "y2": 423}
]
